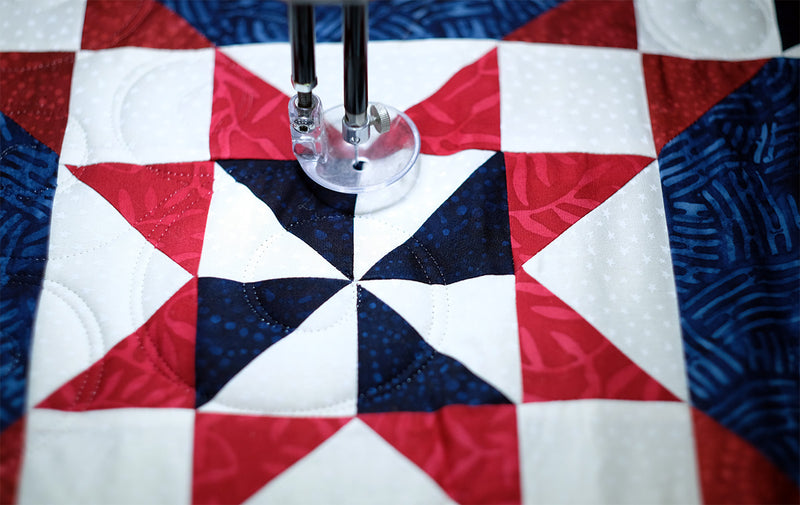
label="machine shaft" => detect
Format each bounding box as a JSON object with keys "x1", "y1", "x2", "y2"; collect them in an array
[
  {"x1": 289, "y1": 3, "x2": 317, "y2": 108},
  {"x1": 343, "y1": 3, "x2": 368, "y2": 127}
]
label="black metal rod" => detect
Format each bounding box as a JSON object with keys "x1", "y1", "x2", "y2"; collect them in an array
[
  {"x1": 289, "y1": 3, "x2": 316, "y2": 108},
  {"x1": 343, "y1": 3, "x2": 368, "y2": 125}
]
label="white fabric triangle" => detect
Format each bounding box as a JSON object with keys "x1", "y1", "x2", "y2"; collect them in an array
[
  {"x1": 27, "y1": 165, "x2": 192, "y2": 407},
  {"x1": 522, "y1": 161, "x2": 689, "y2": 400},
  {"x1": 200, "y1": 283, "x2": 357, "y2": 417},
  {"x1": 222, "y1": 39, "x2": 497, "y2": 113},
  {"x1": 360, "y1": 275, "x2": 522, "y2": 403},
  {"x1": 245, "y1": 418, "x2": 456, "y2": 505},
  {"x1": 198, "y1": 164, "x2": 346, "y2": 282},
  {"x1": 353, "y1": 150, "x2": 496, "y2": 280}
]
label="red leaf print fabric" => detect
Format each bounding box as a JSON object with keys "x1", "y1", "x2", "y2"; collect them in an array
[
  {"x1": 68, "y1": 161, "x2": 214, "y2": 275},
  {"x1": 38, "y1": 279, "x2": 198, "y2": 411},
  {"x1": 0, "y1": 52, "x2": 74, "y2": 154},
  {"x1": 193, "y1": 414, "x2": 349, "y2": 505},
  {"x1": 504, "y1": 152, "x2": 652, "y2": 270},
  {"x1": 361, "y1": 404, "x2": 520, "y2": 505},
  {"x1": 406, "y1": 49, "x2": 501, "y2": 156},
  {"x1": 516, "y1": 271, "x2": 677, "y2": 403},
  {"x1": 81, "y1": 0, "x2": 212, "y2": 50},
  {"x1": 210, "y1": 50, "x2": 294, "y2": 160}
]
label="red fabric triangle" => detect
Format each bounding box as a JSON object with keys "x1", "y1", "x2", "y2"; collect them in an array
[
  {"x1": 504, "y1": 152, "x2": 652, "y2": 270},
  {"x1": 81, "y1": 0, "x2": 212, "y2": 49},
  {"x1": 192, "y1": 413, "x2": 349, "y2": 505},
  {"x1": 405, "y1": 48, "x2": 501, "y2": 156},
  {"x1": 516, "y1": 270, "x2": 678, "y2": 403},
  {"x1": 0, "y1": 417, "x2": 25, "y2": 505},
  {"x1": 692, "y1": 408, "x2": 800, "y2": 504},
  {"x1": 68, "y1": 161, "x2": 213, "y2": 275},
  {"x1": 505, "y1": 0, "x2": 637, "y2": 49},
  {"x1": 0, "y1": 52, "x2": 74, "y2": 154},
  {"x1": 643, "y1": 55, "x2": 767, "y2": 153},
  {"x1": 37, "y1": 278, "x2": 197, "y2": 411},
  {"x1": 210, "y1": 50, "x2": 295, "y2": 161},
  {"x1": 361, "y1": 405, "x2": 520, "y2": 505}
]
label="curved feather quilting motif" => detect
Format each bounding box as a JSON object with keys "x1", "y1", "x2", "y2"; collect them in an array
[{"x1": 659, "y1": 57, "x2": 800, "y2": 483}]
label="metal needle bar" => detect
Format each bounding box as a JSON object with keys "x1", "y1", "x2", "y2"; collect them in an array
[
  {"x1": 343, "y1": 3, "x2": 368, "y2": 127},
  {"x1": 289, "y1": 2, "x2": 317, "y2": 108}
]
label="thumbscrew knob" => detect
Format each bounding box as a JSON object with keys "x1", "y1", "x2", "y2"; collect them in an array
[{"x1": 369, "y1": 104, "x2": 391, "y2": 134}]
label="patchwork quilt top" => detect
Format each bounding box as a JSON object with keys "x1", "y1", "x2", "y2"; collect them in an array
[{"x1": 1, "y1": 0, "x2": 798, "y2": 503}]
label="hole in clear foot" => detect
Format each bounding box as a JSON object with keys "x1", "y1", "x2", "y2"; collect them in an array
[{"x1": 353, "y1": 159, "x2": 367, "y2": 171}]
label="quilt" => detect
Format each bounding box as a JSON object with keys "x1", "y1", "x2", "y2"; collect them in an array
[{"x1": 1, "y1": 0, "x2": 799, "y2": 503}]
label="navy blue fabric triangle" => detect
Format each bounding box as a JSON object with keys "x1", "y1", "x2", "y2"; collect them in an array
[
  {"x1": 196, "y1": 276, "x2": 349, "y2": 406},
  {"x1": 218, "y1": 159, "x2": 356, "y2": 279},
  {"x1": 363, "y1": 151, "x2": 513, "y2": 284},
  {"x1": 0, "y1": 113, "x2": 59, "y2": 431},
  {"x1": 158, "y1": 0, "x2": 565, "y2": 44},
  {"x1": 357, "y1": 286, "x2": 510, "y2": 413},
  {"x1": 659, "y1": 58, "x2": 800, "y2": 483}
]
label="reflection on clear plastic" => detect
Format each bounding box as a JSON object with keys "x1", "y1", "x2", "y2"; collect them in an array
[
  {"x1": 288, "y1": 94, "x2": 327, "y2": 163},
  {"x1": 291, "y1": 101, "x2": 421, "y2": 195}
]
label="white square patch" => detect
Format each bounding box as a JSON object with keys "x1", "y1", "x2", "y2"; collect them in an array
[
  {"x1": 61, "y1": 47, "x2": 214, "y2": 166},
  {"x1": 19, "y1": 408, "x2": 194, "y2": 505},
  {"x1": 499, "y1": 42, "x2": 655, "y2": 157},
  {"x1": 518, "y1": 400, "x2": 701, "y2": 505},
  {"x1": 0, "y1": 0, "x2": 87, "y2": 51}
]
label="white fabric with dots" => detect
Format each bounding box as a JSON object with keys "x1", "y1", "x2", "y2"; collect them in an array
[
  {"x1": 60, "y1": 47, "x2": 215, "y2": 166},
  {"x1": 499, "y1": 42, "x2": 656, "y2": 157},
  {"x1": 0, "y1": 0, "x2": 87, "y2": 51},
  {"x1": 518, "y1": 400, "x2": 700, "y2": 505},
  {"x1": 19, "y1": 408, "x2": 194, "y2": 505}
]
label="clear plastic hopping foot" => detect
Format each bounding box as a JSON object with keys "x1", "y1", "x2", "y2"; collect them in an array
[
  {"x1": 287, "y1": 1, "x2": 420, "y2": 196},
  {"x1": 290, "y1": 98, "x2": 420, "y2": 194}
]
